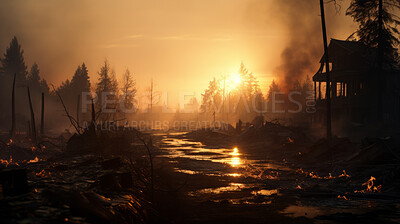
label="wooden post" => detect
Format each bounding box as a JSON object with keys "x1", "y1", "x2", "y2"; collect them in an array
[
  {"x1": 314, "y1": 81, "x2": 317, "y2": 101},
  {"x1": 319, "y1": 0, "x2": 332, "y2": 143},
  {"x1": 318, "y1": 82, "x2": 322, "y2": 100},
  {"x1": 10, "y1": 73, "x2": 16, "y2": 139},
  {"x1": 27, "y1": 86, "x2": 37, "y2": 143},
  {"x1": 378, "y1": 0, "x2": 383, "y2": 121},
  {"x1": 332, "y1": 81, "x2": 337, "y2": 98},
  {"x1": 40, "y1": 92, "x2": 44, "y2": 135}
]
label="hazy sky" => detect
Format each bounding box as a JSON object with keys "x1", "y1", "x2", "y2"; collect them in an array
[{"x1": 0, "y1": 0, "x2": 357, "y2": 105}]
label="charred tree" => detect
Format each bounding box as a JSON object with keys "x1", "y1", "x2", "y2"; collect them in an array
[
  {"x1": 51, "y1": 85, "x2": 81, "y2": 135},
  {"x1": 10, "y1": 73, "x2": 16, "y2": 139},
  {"x1": 91, "y1": 98, "x2": 96, "y2": 123},
  {"x1": 77, "y1": 94, "x2": 80, "y2": 126},
  {"x1": 150, "y1": 79, "x2": 153, "y2": 113},
  {"x1": 27, "y1": 86, "x2": 37, "y2": 143},
  {"x1": 319, "y1": 0, "x2": 332, "y2": 143},
  {"x1": 40, "y1": 92, "x2": 44, "y2": 135}
]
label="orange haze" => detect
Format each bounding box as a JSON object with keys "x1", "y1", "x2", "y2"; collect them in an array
[{"x1": 0, "y1": 0, "x2": 356, "y2": 106}]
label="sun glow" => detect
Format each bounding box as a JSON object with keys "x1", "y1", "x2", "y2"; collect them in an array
[
  {"x1": 224, "y1": 73, "x2": 242, "y2": 92},
  {"x1": 232, "y1": 73, "x2": 241, "y2": 85}
]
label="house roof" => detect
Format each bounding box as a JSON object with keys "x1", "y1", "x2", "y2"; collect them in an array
[
  {"x1": 331, "y1": 39, "x2": 368, "y2": 53},
  {"x1": 314, "y1": 39, "x2": 400, "y2": 82},
  {"x1": 319, "y1": 39, "x2": 370, "y2": 63}
]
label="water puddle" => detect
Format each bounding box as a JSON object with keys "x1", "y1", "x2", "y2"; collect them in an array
[
  {"x1": 194, "y1": 183, "x2": 245, "y2": 194},
  {"x1": 251, "y1": 189, "x2": 279, "y2": 196},
  {"x1": 159, "y1": 134, "x2": 290, "y2": 177},
  {"x1": 158, "y1": 133, "x2": 292, "y2": 204}
]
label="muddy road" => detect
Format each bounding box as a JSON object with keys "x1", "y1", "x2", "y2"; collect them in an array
[{"x1": 152, "y1": 132, "x2": 400, "y2": 224}]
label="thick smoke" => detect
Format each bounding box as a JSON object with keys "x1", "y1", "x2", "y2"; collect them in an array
[
  {"x1": 275, "y1": 0, "x2": 324, "y2": 91},
  {"x1": 245, "y1": 0, "x2": 352, "y2": 92}
]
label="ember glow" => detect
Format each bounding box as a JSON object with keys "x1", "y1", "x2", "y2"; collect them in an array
[
  {"x1": 355, "y1": 176, "x2": 382, "y2": 193},
  {"x1": 28, "y1": 157, "x2": 39, "y2": 163},
  {"x1": 0, "y1": 156, "x2": 19, "y2": 167},
  {"x1": 35, "y1": 169, "x2": 51, "y2": 178}
]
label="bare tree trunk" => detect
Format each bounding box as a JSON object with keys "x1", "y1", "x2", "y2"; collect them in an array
[
  {"x1": 91, "y1": 98, "x2": 96, "y2": 123},
  {"x1": 150, "y1": 79, "x2": 153, "y2": 113},
  {"x1": 319, "y1": 0, "x2": 332, "y2": 144},
  {"x1": 77, "y1": 94, "x2": 80, "y2": 126},
  {"x1": 222, "y1": 76, "x2": 226, "y2": 123},
  {"x1": 40, "y1": 92, "x2": 44, "y2": 135},
  {"x1": 10, "y1": 73, "x2": 16, "y2": 139},
  {"x1": 213, "y1": 111, "x2": 216, "y2": 129},
  {"x1": 27, "y1": 86, "x2": 37, "y2": 143}
]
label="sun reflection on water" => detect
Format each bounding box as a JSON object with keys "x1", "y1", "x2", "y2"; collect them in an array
[
  {"x1": 231, "y1": 147, "x2": 240, "y2": 156},
  {"x1": 229, "y1": 147, "x2": 242, "y2": 167}
]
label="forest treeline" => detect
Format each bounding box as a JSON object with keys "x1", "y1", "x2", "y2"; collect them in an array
[
  {"x1": 0, "y1": 37, "x2": 137, "y2": 132},
  {"x1": 199, "y1": 62, "x2": 314, "y2": 125}
]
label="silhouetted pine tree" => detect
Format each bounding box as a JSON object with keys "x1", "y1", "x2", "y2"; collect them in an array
[
  {"x1": 266, "y1": 80, "x2": 283, "y2": 112},
  {"x1": 27, "y1": 63, "x2": 49, "y2": 111},
  {"x1": 95, "y1": 60, "x2": 119, "y2": 117},
  {"x1": 346, "y1": 0, "x2": 400, "y2": 61},
  {"x1": 120, "y1": 68, "x2": 137, "y2": 113},
  {"x1": 27, "y1": 63, "x2": 49, "y2": 95},
  {"x1": 0, "y1": 37, "x2": 28, "y2": 129},
  {"x1": 57, "y1": 79, "x2": 72, "y2": 99},
  {"x1": 238, "y1": 62, "x2": 259, "y2": 100},
  {"x1": 71, "y1": 63, "x2": 91, "y2": 94},
  {"x1": 0, "y1": 36, "x2": 27, "y2": 82},
  {"x1": 267, "y1": 80, "x2": 281, "y2": 101},
  {"x1": 201, "y1": 77, "x2": 221, "y2": 114}
]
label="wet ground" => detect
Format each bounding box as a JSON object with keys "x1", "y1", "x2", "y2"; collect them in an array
[{"x1": 153, "y1": 132, "x2": 400, "y2": 224}]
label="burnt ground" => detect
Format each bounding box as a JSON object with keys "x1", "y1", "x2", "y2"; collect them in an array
[
  {"x1": 150, "y1": 130, "x2": 400, "y2": 224},
  {"x1": 1, "y1": 128, "x2": 400, "y2": 224}
]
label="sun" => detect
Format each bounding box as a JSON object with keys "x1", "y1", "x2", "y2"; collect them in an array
[
  {"x1": 232, "y1": 73, "x2": 241, "y2": 85},
  {"x1": 224, "y1": 73, "x2": 241, "y2": 92}
]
